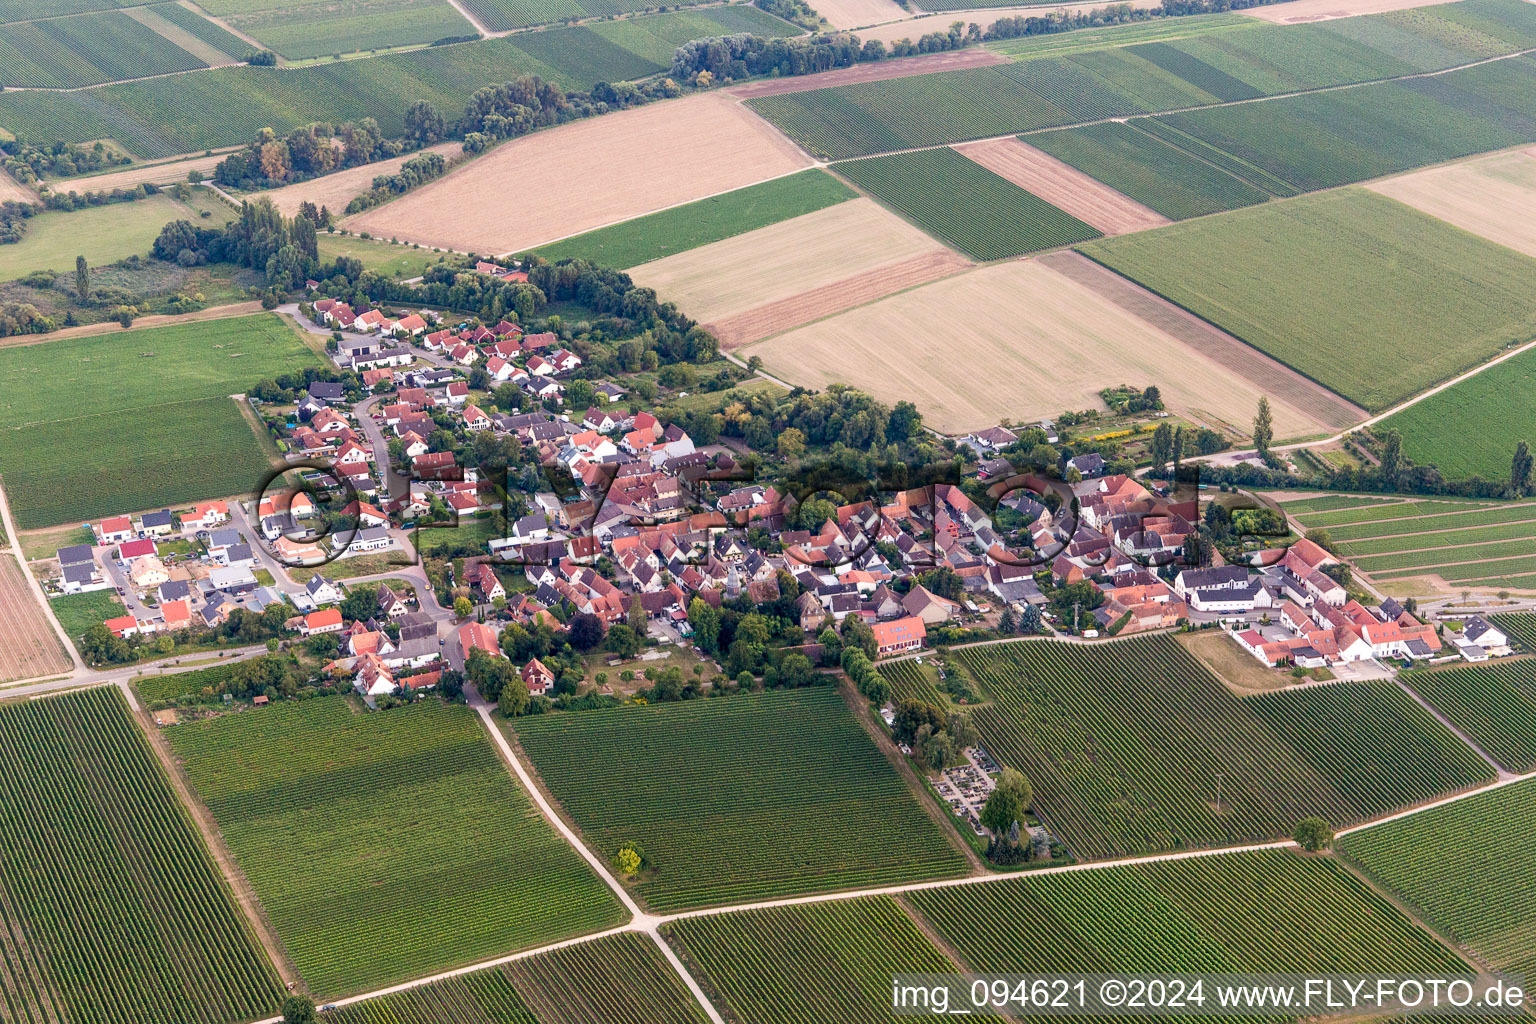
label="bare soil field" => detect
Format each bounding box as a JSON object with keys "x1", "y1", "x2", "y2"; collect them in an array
[
  {"x1": 851, "y1": 0, "x2": 1160, "y2": 44},
  {"x1": 739, "y1": 256, "x2": 1339, "y2": 435},
  {"x1": 629, "y1": 196, "x2": 959, "y2": 328},
  {"x1": 1243, "y1": 0, "x2": 1461, "y2": 21},
  {"x1": 0, "y1": 554, "x2": 70, "y2": 684},
  {"x1": 0, "y1": 170, "x2": 34, "y2": 205},
  {"x1": 1367, "y1": 149, "x2": 1536, "y2": 260},
  {"x1": 728, "y1": 49, "x2": 1009, "y2": 98},
  {"x1": 706, "y1": 249, "x2": 972, "y2": 347},
  {"x1": 57, "y1": 151, "x2": 235, "y2": 193},
  {"x1": 267, "y1": 141, "x2": 461, "y2": 218},
  {"x1": 1042, "y1": 250, "x2": 1365, "y2": 433},
  {"x1": 809, "y1": 0, "x2": 910, "y2": 30},
  {"x1": 954, "y1": 137, "x2": 1168, "y2": 235},
  {"x1": 348, "y1": 94, "x2": 813, "y2": 255}
]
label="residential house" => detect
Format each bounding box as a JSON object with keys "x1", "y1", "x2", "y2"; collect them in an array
[
  {"x1": 521, "y1": 657, "x2": 555, "y2": 696},
  {"x1": 95, "y1": 516, "x2": 135, "y2": 545},
  {"x1": 871, "y1": 616, "x2": 926, "y2": 656},
  {"x1": 301, "y1": 608, "x2": 344, "y2": 636}
]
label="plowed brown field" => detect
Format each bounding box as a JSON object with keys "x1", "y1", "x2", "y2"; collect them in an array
[
  {"x1": 954, "y1": 137, "x2": 1168, "y2": 235},
  {"x1": 0, "y1": 554, "x2": 69, "y2": 684}
]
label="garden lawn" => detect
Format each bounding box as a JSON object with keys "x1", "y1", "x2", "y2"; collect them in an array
[
  {"x1": 535, "y1": 170, "x2": 857, "y2": 268},
  {"x1": 513, "y1": 686, "x2": 970, "y2": 911},
  {"x1": 168, "y1": 696, "x2": 626, "y2": 998},
  {"x1": 1080, "y1": 189, "x2": 1536, "y2": 411},
  {"x1": 0, "y1": 190, "x2": 232, "y2": 280},
  {"x1": 0, "y1": 312, "x2": 318, "y2": 528}
]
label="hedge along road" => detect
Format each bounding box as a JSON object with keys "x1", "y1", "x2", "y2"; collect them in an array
[{"x1": 238, "y1": 671, "x2": 1536, "y2": 1023}]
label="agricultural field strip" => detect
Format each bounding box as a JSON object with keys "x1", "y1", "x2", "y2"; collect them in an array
[{"x1": 9, "y1": 666, "x2": 1519, "y2": 1024}]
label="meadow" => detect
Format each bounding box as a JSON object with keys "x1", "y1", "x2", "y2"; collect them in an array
[
  {"x1": 666, "y1": 896, "x2": 1008, "y2": 1024},
  {"x1": 0, "y1": 9, "x2": 205, "y2": 89},
  {"x1": 1379, "y1": 343, "x2": 1536, "y2": 481},
  {"x1": 0, "y1": 7, "x2": 797, "y2": 158},
  {"x1": 1340, "y1": 777, "x2": 1536, "y2": 977},
  {"x1": 909, "y1": 849, "x2": 1468, "y2": 976},
  {"x1": 513, "y1": 687, "x2": 970, "y2": 912},
  {"x1": 0, "y1": 313, "x2": 318, "y2": 528},
  {"x1": 833, "y1": 148, "x2": 1100, "y2": 260},
  {"x1": 0, "y1": 189, "x2": 233, "y2": 282},
  {"x1": 1400, "y1": 659, "x2": 1536, "y2": 772},
  {"x1": 317, "y1": 232, "x2": 451, "y2": 278},
  {"x1": 536, "y1": 169, "x2": 856, "y2": 268},
  {"x1": 49, "y1": 588, "x2": 121, "y2": 640},
  {"x1": 323, "y1": 933, "x2": 709, "y2": 1024},
  {"x1": 1026, "y1": 121, "x2": 1274, "y2": 220},
  {"x1": 1080, "y1": 189, "x2": 1536, "y2": 412},
  {"x1": 953, "y1": 636, "x2": 1487, "y2": 860},
  {"x1": 169, "y1": 696, "x2": 626, "y2": 997},
  {"x1": 0, "y1": 687, "x2": 284, "y2": 1024}
]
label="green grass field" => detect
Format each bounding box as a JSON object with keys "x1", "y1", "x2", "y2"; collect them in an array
[
  {"x1": 1080, "y1": 189, "x2": 1536, "y2": 412},
  {"x1": 834, "y1": 148, "x2": 1100, "y2": 260},
  {"x1": 319, "y1": 232, "x2": 450, "y2": 277},
  {"x1": 667, "y1": 896, "x2": 1007, "y2": 1024},
  {"x1": 0, "y1": 313, "x2": 318, "y2": 528},
  {"x1": 168, "y1": 696, "x2": 626, "y2": 998},
  {"x1": 1400, "y1": 659, "x2": 1536, "y2": 773},
  {"x1": 910, "y1": 848, "x2": 1468, "y2": 976},
  {"x1": 1380, "y1": 343, "x2": 1536, "y2": 481},
  {"x1": 535, "y1": 170, "x2": 856, "y2": 268},
  {"x1": 1026, "y1": 121, "x2": 1274, "y2": 220},
  {"x1": 513, "y1": 687, "x2": 969, "y2": 911},
  {"x1": 49, "y1": 589, "x2": 123, "y2": 640},
  {"x1": 0, "y1": 687, "x2": 283, "y2": 1024},
  {"x1": 0, "y1": 189, "x2": 232, "y2": 281},
  {"x1": 324, "y1": 932, "x2": 710, "y2": 1024},
  {"x1": 1340, "y1": 776, "x2": 1536, "y2": 977},
  {"x1": 954, "y1": 636, "x2": 1487, "y2": 860},
  {"x1": 0, "y1": 9, "x2": 205, "y2": 89},
  {"x1": 0, "y1": 8, "x2": 797, "y2": 158}
]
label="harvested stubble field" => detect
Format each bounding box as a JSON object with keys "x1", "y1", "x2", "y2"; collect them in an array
[
  {"x1": 628, "y1": 197, "x2": 963, "y2": 342},
  {"x1": 0, "y1": 313, "x2": 318, "y2": 529},
  {"x1": 952, "y1": 136, "x2": 1169, "y2": 234},
  {"x1": 348, "y1": 93, "x2": 813, "y2": 255},
  {"x1": 513, "y1": 687, "x2": 970, "y2": 911},
  {"x1": 1081, "y1": 188, "x2": 1536, "y2": 412},
  {"x1": 0, "y1": 687, "x2": 285, "y2": 1024},
  {"x1": 1340, "y1": 777, "x2": 1536, "y2": 978},
  {"x1": 1369, "y1": 148, "x2": 1536, "y2": 260},
  {"x1": 264, "y1": 141, "x2": 460, "y2": 217},
  {"x1": 0, "y1": 552, "x2": 69, "y2": 682},
  {"x1": 852, "y1": 0, "x2": 1162, "y2": 43},
  {"x1": 168, "y1": 696, "x2": 626, "y2": 998},
  {"x1": 56, "y1": 151, "x2": 233, "y2": 193},
  {"x1": 536, "y1": 169, "x2": 858, "y2": 269},
  {"x1": 909, "y1": 848, "x2": 1470, "y2": 976},
  {"x1": 952, "y1": 636, "x2": 1489, "y2": 860},
  {"x1": 1244, "y1": 0, "x2": 1473, "y2": 21},
  {"x1": 741, "y1": 257, "x2": 1337, "y2": 435},
  {"x1": 805, "y1": 0, "x2": 908, "y2": 29},
  {"x1": 322, "y1": 932, "x2": 710, "y2": 1024},
  {"x1": 1400, "y1": 657, "x2": 1536, "y2": 772}
]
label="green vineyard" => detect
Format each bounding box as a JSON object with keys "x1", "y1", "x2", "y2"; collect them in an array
[
  {"x1": 0, "y1": 10, "x2": 206, "y2": 89},
  {"x1": 168, "y1": 696, "x2": 626, "y2": 998},
  {"x1": 666, "y1": 896, "x2": 1008, "y2": 1024},
  {"x1": 0, "y1": 687, "x2": 283, "y2": 1024},
  {"x1": 514, "y1": 687, "x2": 969, "y2": 911},
  {"x1": 1341, "y1": 777, "x2": 1536, "y2": 977},
  {"x1": 833, "y1": 148, "x2": 1101, "y2": 261},
  {"x1": 909, "y1": 848, "x2": 1468, "y2": 976},
  {"x1": 1491, "y1": 612, "x2": 1536, "y2": 650},
  {"x1": 1400, "y1": 659, "x2": 1536, "y2": 773},
  {"x1": 323, "y1": 933, "x2": 709, "y2": 1024},
  {"x1": 953, "y1": 636, "x2": 1489, "y2": 860}
]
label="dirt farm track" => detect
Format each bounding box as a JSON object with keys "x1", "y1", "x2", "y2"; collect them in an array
[{"x1": 0, "y1": 553, "x2": 70, "y2": 684}]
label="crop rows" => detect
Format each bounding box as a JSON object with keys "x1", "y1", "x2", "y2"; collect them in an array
[
  {"x1": 1242, "y1": 682, "x2": 1493, "y2": 814},
  {"x1": 1352, "y1": 538, "x2": 1536, "y2": 575},
  {"x1": 1322, "y1": 500, "x2": 1536, "y2": 541},
  {"x1": 515, "y1": 687, "x2": 968, "y2": 911},
  {"x1": 452, "y1": 0, "x2": 743, "y2": 36},
  {"x1": 168, "y1": 696, "x2": 625, "y2": 997},
  {"x1": 226, "y1": 0, "x2": 476, "y2": 61},
  {"x1": 323, "y1": 933, "x2": 708, "y2": 1024},
  {"x1": 1341, "y1": 777, "x2": 1536, "y2": 976},
  {"x1": 666, "y1": 896, "x2": 1008, "y2": 1024},
  {"x1": 1400, "y1": 660, "x2": 1536, "y2": 772},
  {"x1": 1286, "y1": 498, "x2": 1492, "y2": 529},
  {"x1": 1491, "y1": 612, "x2": 1536, "y2": 650},
  {"x1": 0, "y1": 687, "x2": 283, "y2": 1024},
  {"x1": 0, "y1": 10, "x2": 204, "y2": 89},
  {"x1": 147, "y1": 3, "x2": 251, "y2": 61},
  {"x1": 1027, "y1": 121, "x2": 1272, "y2": 220},
  {"x1": 1278, "y1": 494, "x2": 1403, "y2": 515},
  {"x1": 834, "y1": 147, "x2": 1100, "y2": 261},
  {"x1": 877, "y1": 658, "x2": 949, "y2": 707},
  {"x1": 908, "y1": 848, "x2": 1466, "y2": 976},
  {"x1": 1339, "y1": 520, "x2": 1536, "y2": 559},
  {"x1": 954, "y1": 636, "x2": 1492, "y2": 860}
]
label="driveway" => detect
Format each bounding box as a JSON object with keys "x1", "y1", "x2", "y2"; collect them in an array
[{"x1": 1331, "y1": 658, "x2": 1394, "y2": 681}]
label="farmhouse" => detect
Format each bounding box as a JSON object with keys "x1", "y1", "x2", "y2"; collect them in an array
[{"x1": 872, "y1": 616, "x2": 926, "y2": 657}]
